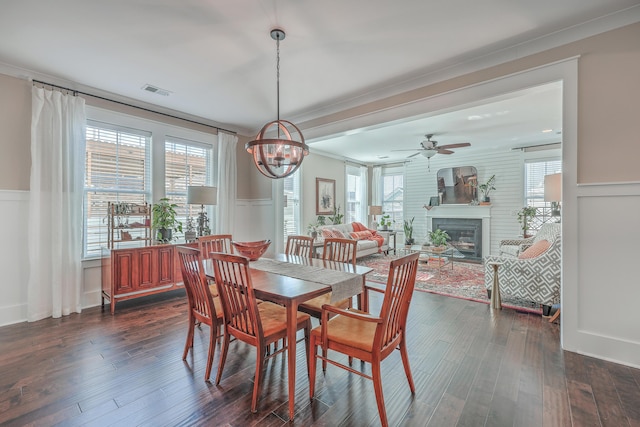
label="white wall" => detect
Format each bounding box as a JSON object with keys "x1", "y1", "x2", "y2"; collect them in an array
[
  {"x1": 0, "y1": 190, "x2": 29, "y2": 325},
  {"x1": 404, "y1": 146, "x2": 561, "y2": 255}
]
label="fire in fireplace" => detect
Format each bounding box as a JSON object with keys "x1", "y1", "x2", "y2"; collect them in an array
[{"x1": 432, "y1": 218, "x2": 482, "y2": 261}]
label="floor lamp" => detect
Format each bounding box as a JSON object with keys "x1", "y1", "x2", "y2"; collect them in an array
[{"x1": 187, "y1": 186, "x2": 217, "y2": 237}]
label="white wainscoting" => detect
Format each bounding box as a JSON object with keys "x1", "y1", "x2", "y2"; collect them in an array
[
  {"x1": 563, "y1": 182, "x2": 640, "y2": 368},
  {"x1": 0, "y1": 190, "x2": 29, "y2": 326}
]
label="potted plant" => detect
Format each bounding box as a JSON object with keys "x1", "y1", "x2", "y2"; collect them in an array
[
  {"x1": 379, "y1": 213, "x2": 392, "y2": 230},
  {"x1": 517, "y1": 206, "x2": 538, "y2": 238},
  {"x1": 184, "y1": 216, "x2": 196, "y2": 242},
  {"x1": 152, "y1": 198, "x2": 182, "y2": 242},
  {"x1": 327, "y1": 205, "x2": 344, "y2": 225},
  {"x1": 403, "y1": 217, "x2": 415, "y2": 246},
  {"x1": 316, "y1": 215, "x2": 326, "y2": 226},
  {"x1": 429, "y1": 228, "x2": 450, "y2": 251},
  {"x1": 307, "y1": 223, "x2": 319, "y2": 239},
  {"x1": 477, "y1": 174, "x2": 496, "y2": 203}
]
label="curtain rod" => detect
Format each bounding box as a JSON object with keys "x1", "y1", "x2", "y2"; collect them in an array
[{"x1": 32, "y1": 79, "x2": 236, "y2": 135}]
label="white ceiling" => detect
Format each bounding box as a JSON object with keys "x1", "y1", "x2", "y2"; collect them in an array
[{"x1": 1, "y1": 0, "x2": 639, "y2": 163}]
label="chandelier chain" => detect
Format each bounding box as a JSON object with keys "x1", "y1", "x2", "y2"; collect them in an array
[{"x1": 276, "y1": 36, "x2": 280, "y2": 122}]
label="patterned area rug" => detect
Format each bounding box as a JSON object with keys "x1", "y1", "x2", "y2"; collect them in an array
[{"x1": 358, "y1": 253, "x2": 541, "y2": 314}]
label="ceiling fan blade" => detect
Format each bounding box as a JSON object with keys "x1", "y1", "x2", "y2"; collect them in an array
[
  {"x1": 407, "y1": 152, "x2": 421, "y2": 158},
  {"x1": 391, "y1": 149, "x2": 422, "y2": 152},
  {"x1": 436, "y1": 149, "x2": 454, "y2": 154},
  {"x1": 437, "y1": 142, "x2": 471, "y2": 150}
]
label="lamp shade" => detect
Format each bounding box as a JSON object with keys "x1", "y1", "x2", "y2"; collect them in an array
[
  {"x1": 544, "y1": 173, "x2": 562, "y2": 202},
  {"x1": 187, "y1": 186, "x2": 217, "y2": 205},
  {"x1": 368, "y1": 205, "x2": 383, "y2": 215}
]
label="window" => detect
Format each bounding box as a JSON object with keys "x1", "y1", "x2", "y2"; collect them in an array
[
  {"x1": 165, "y1": 138, "x2": 214, "y2": 239},
  {"x1": 345, "y1": 165, "x2": 366, "y2": 224},
  {"x1": 524, "y1": 158, "x2": 561, "y2": 230},
  {"x1": 84, "y1": 121, "x2": 151, "y2": 257},
  {"x1": 283, "y1": 172, "x2": 301, "y2": 240},
  {"x1": 382, "y1": 171, "x2": 403, "y2": 229}
]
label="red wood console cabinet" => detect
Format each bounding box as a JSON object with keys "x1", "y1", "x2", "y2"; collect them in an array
[{"x1": 101, "y1": 242, "x2": 196, "y2": 314}]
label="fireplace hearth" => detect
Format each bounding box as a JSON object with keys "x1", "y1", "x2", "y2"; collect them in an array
[{"x1": 432, "y1": 218, "x2": 482, "y2": 261}]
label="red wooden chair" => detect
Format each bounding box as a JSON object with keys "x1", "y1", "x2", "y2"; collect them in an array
[
  {"x1": 198, "y1": 234, "x2": 234, "y2": 258},
  {"x1": 298, "y1": 238, "x2": 356, "y2": 319},
  {"x1": 209, "y1": 252, "x2": 312, "y2": 413},
  {"x1": 176, "y1": 246, "x2": 224, "y2": 381},
  {"x1": 285, "y1": 234, "x2": 315, "y2": 260},
  {"x1": 309, "y1": 252, "x2": 419, "y2": 427}
]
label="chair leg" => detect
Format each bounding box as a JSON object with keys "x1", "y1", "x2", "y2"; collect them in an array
[
  {"x1": 371, "y1": 360, "x2": 389, "y2": 427},
  {"x1": 251, "y1": 346, "x2": 267, "y2": 413},
  {"x1": 322, "y1": 346, "x2": 328, "y2": 372},
  {"x1": 204, "y1": 322, "x2": 217, "y2": 381},
  {"x1": 309, "y1": 333, "x2": 317, "y2": 399},
  {"x1": 215, "y1": 331, "x2": 231, "y2": 385},
  {"x1": 182, "y1": 315, "x2": 195, "y2": 360},
  {"x1": 304, "y1": 319, "x2": 311, "y2": 377},
  {"x1": 399, "y1": 338, "x2": 415, "y2": 393}
]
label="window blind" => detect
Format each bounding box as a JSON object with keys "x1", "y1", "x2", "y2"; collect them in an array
[
  {"x1": 165, "y1": 137, "x2": 213, "y2": 237},
  {"x1": 84, "y1": 121, "x2": 151, "y2": 257}
]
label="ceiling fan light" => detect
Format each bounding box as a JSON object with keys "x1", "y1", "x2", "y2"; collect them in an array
[{"x1": 421, "y1": 150, "x2": 437, "y2": 158}]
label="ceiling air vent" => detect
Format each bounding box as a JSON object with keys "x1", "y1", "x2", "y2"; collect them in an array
[{"x1": 141, "y1": 84, "x2": 171, "y2": 97}]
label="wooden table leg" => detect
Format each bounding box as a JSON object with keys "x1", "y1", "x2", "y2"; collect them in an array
[
  {"x1": 490, "y1": 263, "x2": 502, "y2": 310},
  {"x1": 287, "y1": 301, "x2": 298, "y2": 420}
]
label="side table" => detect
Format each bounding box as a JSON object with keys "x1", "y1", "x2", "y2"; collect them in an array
[
  {"x1": 488, "y1": 262, "x2": 503, "y2": 310},
  {"x1": 379, "y1": 230, "x2": 397, "y2": 255}
]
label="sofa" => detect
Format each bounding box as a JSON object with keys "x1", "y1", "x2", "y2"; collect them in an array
[
  {"x1": 315, "y1": 222, "x2": 389, "y2": 259},
  {"x1": 484, "y1": 223, "x2": 561, "y2": 315}
]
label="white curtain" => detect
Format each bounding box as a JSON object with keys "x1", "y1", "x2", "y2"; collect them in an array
[
  {"x1": 215, "y1": 132, "x2": 237, "y2": 234},
  {"x1": 372, "y1": 166, "x2": 382, "y2": 205},
  {"x1": 28, "y1": 86, "x2": 86, "y2": 321},
  {"x1": 359, "y1": 165, "x2": 368, "y2": 222}
]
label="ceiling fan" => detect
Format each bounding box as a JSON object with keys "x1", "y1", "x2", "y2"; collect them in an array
[{"x1": 393, "y1": 134, "x2": 471, "y2": 159}]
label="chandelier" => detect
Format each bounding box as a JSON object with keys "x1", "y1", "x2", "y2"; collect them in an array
[{"x1": 246, "y1": 28, "x2": 309, "y2": 179}]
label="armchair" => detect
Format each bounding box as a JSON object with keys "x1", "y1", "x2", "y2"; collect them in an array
[{"x1": 485, "y1": 223, "x2": 561, "y2": 315}]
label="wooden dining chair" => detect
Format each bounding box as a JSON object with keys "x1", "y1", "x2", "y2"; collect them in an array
[
  {"x1": 285, "y1": 235, "x2": 315, "y2": 259},
  {"x1": 308, "y1": 252, "x2": 419, "y2": 427},
  {"x1": 198, "y1": 234, "x2": 234, "y2": 258},
  {"x1": 298, "y1": 238, "x2": 356, "y2": 319},
  {"x1": 198, "y1": 234, "x2": 233, "y2": 297},
  {"x1": 209, "y1": 252, "x2": 312, "y2": 413},
  {"x1": 176, "y1": 246, "x2": 224, "y2": 381}
]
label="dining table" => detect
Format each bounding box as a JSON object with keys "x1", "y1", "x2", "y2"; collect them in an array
[{"x1": 204, "y1": 253, "x2": 373, "y2": 420}]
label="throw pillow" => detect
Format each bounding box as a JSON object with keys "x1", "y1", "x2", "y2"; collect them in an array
[
  {"x1": 321, "y1": 228, "x2": 336, "y2": 239},
  {"x1": 518, "y1": 239, "x2": 551, "y2": 259}
]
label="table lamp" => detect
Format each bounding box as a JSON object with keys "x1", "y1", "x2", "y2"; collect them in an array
[
  {"x1": 187, "y1": 186, "x2": 217, "y2": 237},
  {"x1": 544, "y1": 173, "x2": 562, "y2": 217},
  {"x1": 368, "y1": 205, "x2": 383, "y2": 229}
]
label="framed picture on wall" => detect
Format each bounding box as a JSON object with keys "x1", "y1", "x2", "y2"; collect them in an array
[{"x1": 316, "y1": 178, "x2": 336, "y2": 215}]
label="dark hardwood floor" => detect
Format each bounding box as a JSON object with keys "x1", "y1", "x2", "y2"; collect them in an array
[{"x1": 1, "y1": 287, "x2": 639, "y2": 426}]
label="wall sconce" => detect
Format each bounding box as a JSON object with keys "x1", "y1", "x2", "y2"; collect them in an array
[
  {"x1": 187, "y1": 186, "x2": 217, "y2": 237},
  {"x1": 544, "y1": 173, "x2": 562, "y2": 217}
]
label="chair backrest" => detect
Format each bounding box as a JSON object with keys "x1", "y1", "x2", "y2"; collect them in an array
[
  {"x1": 177, "y1": 246, "x2": 218, "y2": 323},
  {"x1": 534, "y1": 223, "x2": 561, "y2": 244},
  {"x1": 209, "y1": 252, "x2": 262, "y2": 343},
  {"x1": 322, "y1": 238, "x2": 357, "y2": 266},
  {"x1": 199, "y1": 234, "x2": 234, "y2": 259},
  {"x1": 375, "y1": 252, "x2": 419, "y2": 353},
  {"x1": 285, "y1": 235, "x2": 315, "y2": 259}
]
